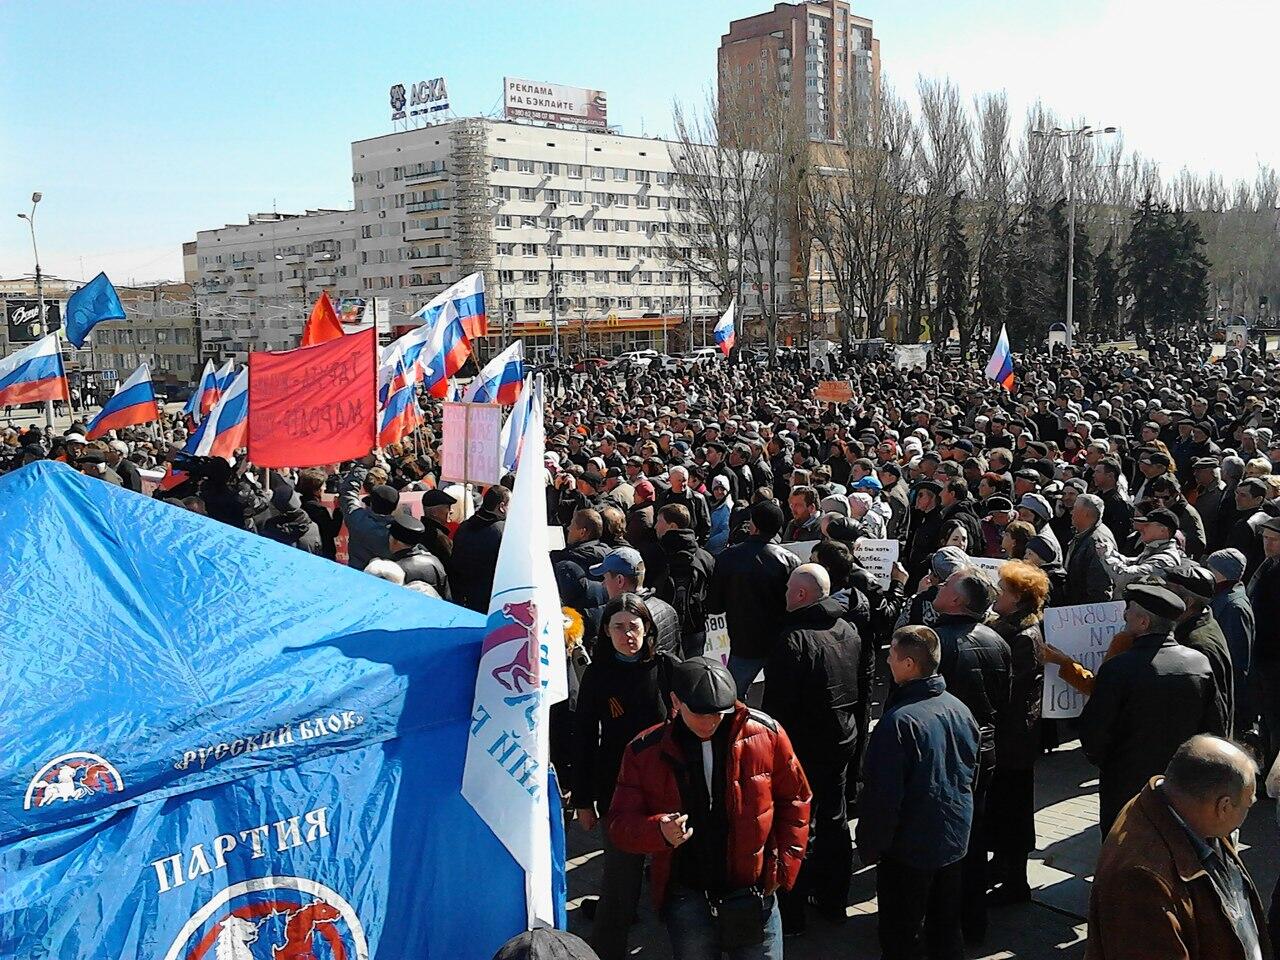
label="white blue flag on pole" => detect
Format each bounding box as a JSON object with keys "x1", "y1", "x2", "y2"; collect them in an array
[{"x1": 462, "y1": 380, "x2": 567, "y2": 928}]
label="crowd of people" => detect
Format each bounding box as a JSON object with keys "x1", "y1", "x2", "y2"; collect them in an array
[{"x1": 4, "y1": 333, "x2": 1280, "y2": 960}]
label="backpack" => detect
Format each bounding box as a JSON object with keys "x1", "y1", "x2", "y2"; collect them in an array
[{"x1": 665, "y1": 557, "x2": 709, "y2": 652}]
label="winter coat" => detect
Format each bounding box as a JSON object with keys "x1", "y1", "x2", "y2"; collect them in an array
[
  {"x1": 761, "y1": 597, "x2": 870, "y2": 771},
  {"x1": 261, "y1": 508, "x2": 322, "y2": 555},
  {"x1": 656, "y1": 487, "x2": 711, "y2": 544},
  {"x1": 1210, "y1": 581, "x2": 1254, "y2": 703},
  {"x1": 1099, "y1": 488, "x2": 1134, "y2": 547},
  {"x1": 1174, "y1": 609, "x2": 1235, "y2": 737},
  {"x1": 339, "y1": 470, "x2": 392, "y2": 570},
  {"x1": 1087, "y1": 780, "x2": 1273, "y2": 960},
  {"x1": 855, "y1": 675, "x2": 980, "y2": 870},
  {"x1": 1079, "y1": 632, "x2": 1225, "y2": 833},
  {"x1": 933, "y1": 612, "x2": 1012, "y2": 765},
  {"x1": 904, "y1": 507, "x2": 945, "y2": 586},
  {"x1": 1248, "y1": 557, "x2": 1280, "y2": 668},
  {"x1": 706, "y1": 497, "x2": 732, "y2": 555},
  {"x1": 651, "y1": 527, "x2": 716, "y2": 656},
  {"x1": 1167, "y1": 498, "x2": 1208, "y2": 559},
  {"x1": 1063, "y1": 523, "x2": 1117, "y2": 605},
  {"x1": 570, "y1": 650, "x2": 676, "y2": 814},
  {"x1": 449, "y1": 508, "x2": 505, "y2": 612},
  {"x1": 301, "y1": 494, "x2": 341, "y2": 560},
  {"x1": 391, "y1": 545, "x2": 451, "y2": 599},
  {"x1": 1099, "y1": 537, "x2": 1185, "y2": 596},
  {"x1": 882, "y1": 479, "x2": 911, "y2": 541},
  {"x1": 706, "y1": 536, "x2": 800, "y2": 660},
  {"x1": 991, "y1": 611, "x2": 1044, "y2": 771},
  {"x1": 608, "y1": 704, "x2": 812, "y2": 907}
]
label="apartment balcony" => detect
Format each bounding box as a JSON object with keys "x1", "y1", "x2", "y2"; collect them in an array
[
  {"x1": 407, "y1": 199, "x2": 450, "y2": 214},
  {"x1": 232, "y1": 279, "x2": 257, "y2": 292},
  {"x1": 312, "y1": 274, "x2": 337, "y2": 286},
  {"x1": 204, "y1": 263, "x2": 226, "y2": 273},
  {"x1": 406, "y1": 167, "x2": 449, "y2": 184},
  {"x1": 405, "y1": 225, "x2": 450, "y2": 242},
  {"x1": 277, "y1": 251, "x2": 303, "y2": 263},
  {"x1": 408, "y1": 255, "x2": 451, "y2": 268}
]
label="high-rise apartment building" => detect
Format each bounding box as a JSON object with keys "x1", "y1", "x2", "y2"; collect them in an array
[{"x1": 719, "y1": 0, "x2": 879, "y2": 143}]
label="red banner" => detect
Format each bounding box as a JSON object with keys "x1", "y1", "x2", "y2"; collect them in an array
[{"x1": 248, "y1": 327, "x2": 377, "y2": 468}]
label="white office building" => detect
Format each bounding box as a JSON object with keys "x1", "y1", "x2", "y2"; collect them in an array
[{"x1": 192, "y1": 118, "x2": 790, "y2": 359}]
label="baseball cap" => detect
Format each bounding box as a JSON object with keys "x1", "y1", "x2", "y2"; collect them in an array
[
  {"x1": 671, "y1": 657, "x2": 738, "y2": 714},
  {"x1": 589, "y1": 547, "x2": 643, "y2": 579},
  {"x1": 850, "y1": 475, "x2": 883, "y2": 492},
  {"x1": 1132, "y1": 505, "x2": 1180, "y2": 533}
]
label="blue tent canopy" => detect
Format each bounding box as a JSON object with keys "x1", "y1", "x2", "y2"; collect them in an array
[{"x1": 1, "y1": 463, "x2": 527, "y2": 958}]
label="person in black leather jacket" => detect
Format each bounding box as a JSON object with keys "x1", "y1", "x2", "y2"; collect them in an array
[
  {"x1": 706, "y1": 499, "x2": 800, "y2": 696},
  {"x1": 929, "y1": 567, "x2": 1012, "y2": 946},
  {"x1": 763, "y1": 563, "x2": 869, "y2": 929},
  {"x1": 449, "y1": 485, "x2": 509, "y2": 611},
  {"x1": 387, "y1": 514, "x2": 451, "y2": 600},
  {"x1": 1079, "y1": 582, "x2": 1225, "y2": 837}
]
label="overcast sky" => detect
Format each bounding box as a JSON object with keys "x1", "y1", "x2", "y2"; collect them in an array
[{"x1": 2, "y1": 0, "x2": 1274, "y2": 286}]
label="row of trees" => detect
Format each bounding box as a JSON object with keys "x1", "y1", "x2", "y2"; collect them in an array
[{"x1": 663, "y1": 75, "x2": 1277, "y2": 355}]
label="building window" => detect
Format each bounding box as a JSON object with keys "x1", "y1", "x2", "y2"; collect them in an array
[
  {"x1": 616, "y1": 246, "x2": 630, "y2": 259},
  {"x1": 635, "y1": 169, "x2": 651, "y2": 183},
  {"x1": 636, "y1": 195, "x2": 650, "y2": 209},
  {"x1": 522, "y1": 243, "x2": 538, "y2": 257},
  {"x1": 492, "y1": 157, "x2": 509, "y2": 172},
  {"x1": 615, "y1": 270, "x2": 630, "y2": 283},
  {"x1": 591, "y1": 166, "x2": 606, "y2": 180},
  {"x1": 544, "y1": 161, "x2": 560, "y2": 175},
  {"x1": 498, "y1": 269, "x2": 515, "y2": 283},
  {"x1": 614, "y1": 194, "x2": 629, "y2": 208},
  {"x1": 568, "y1": 190, "x2": 583, "y2": 204},
  {"x1": 520, "y1": 186, "x2": 538, "y2": 201},
  {"x1": 524, "y1": 298, "x2": 542, "y2": 312},
  {"x1": 524, "y1": 270, "x2": 540, "y2": 283},
  {"x1": 657, "y1": 196, "x2": 671, "y2": 210},
  {"x1": 518, "y1": 159, "x2": 534, "y2": 173},
  {"x1": 496, "y1": 243, "x2": 514, "y2": 256},
  {"x1": 613, "y1": 167, "x2": 628, "y2": 181},
  {"x1": 593, "y1": 270, "x2": 609, "y2": 282},
  {"x1": 496, "y1": 214, "x2": 512, "y2": 228},
  {"x1": 593, "y1": 245, "x2": 608, "y2": 257},
  {"x1": 546, "y1": 188, "x2": 560, "y2": 204},
  {"x1": 616, "y1": 220, "x2": 630, "y2": 232},
  {"x1": 521, "y1": 215, "x2": 538, "y2": 228},
  {"x1": 568, "y1": 164, "x2": 583, "y2": 179},
  {"x1": 594, "y1": 220, "x2": 610, "y2": 233}
]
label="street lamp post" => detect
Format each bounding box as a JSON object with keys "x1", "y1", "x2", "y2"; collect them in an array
[
  {"x1": 17, "y1": 191, "x2": 53, "y2": 431},
  {"x1": 1030, "y1": 125, "x2": 1118, "y2": 349},
  {"x1": 548, "y1": 230, "x2": 562, "y2": 360}
]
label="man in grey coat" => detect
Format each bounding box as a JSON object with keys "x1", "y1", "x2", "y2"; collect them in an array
[
  {"x1": 1206, "y1": 548, "x2": 1255, "y2": 734},
  {"x1": 340, "y1": 466, "x2": 400, "y2": 570},
  {"x1": 1063, "y1": 494, "x2": 1116, "y2": 605}
]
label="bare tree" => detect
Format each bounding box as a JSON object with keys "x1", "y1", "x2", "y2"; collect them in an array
[
  {"x1": 804, "y1": 86, "x2": 916, "y2": 344},
  {"x1": 965, "y1": 92, "x2": 1014, "y2": 351}
]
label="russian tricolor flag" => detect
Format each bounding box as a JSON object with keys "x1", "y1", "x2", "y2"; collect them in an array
[
  {"x1": 198, "y1": 359, "x2": 235, "y2": 417},
  {"x1": 713, "y1": 302, "x2": 736, "y2": 356},
  {"x1": 194, "y1": 369, "x2": 248, "y2": 460},
  {"x1": 984, "y1": 323, "x2": 1016, "y2": 391},
  {"x1": 498, "y1": 374, "x2": 538, "y2": 474},
  {"x1": 378, "y1": 353, "x2": 420, "y2": 447},
  {"x1": 407, "y1": 272, "x2": 487, "y2": 397},
  {"x1": 86, "y1": 363, "x2": 160, "y2": 439},
  {"x1": 463, "y1": 340, "x2": 524, "y2": 405},
  {"x1": 0, "y1": 334, "x2": 70, "y2": 408}
]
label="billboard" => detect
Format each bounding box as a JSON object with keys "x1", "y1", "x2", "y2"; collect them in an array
[
  {"x1": 503, "y1": 77, "x2": 607, "y2": 129},
  {"x1": 5, "y1": 299, "x2": 62, "y2": 344},
  {"x1": 390, "y1": 77, "x2": 449, "y2": 122}
]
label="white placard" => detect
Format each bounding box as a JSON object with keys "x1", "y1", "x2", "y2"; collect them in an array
[
  {"x1": 894, "y1": 343, "x2": 930, "y2": 369},
  {"x1": 1041, "y1": 601, "x2": 1126, "y2": 719},
  {"x1": 704, "y1": 613, "x2": 731, "y2": 667},
  {"x1": 546, "y1": 525, "x2": 566, "y2": 551},
  {"x1": 852, "y1": 538, "x2": 899, "y2": 589},
  {"x1": 778, "y1": 540, "x2": 817, "y2": 563},
  {"x1": 969, "y1": 556, "x2": 1008, "y2": 585},
  {"x1": 441, "y1": 401, "x2": 504, "y2": 485}
]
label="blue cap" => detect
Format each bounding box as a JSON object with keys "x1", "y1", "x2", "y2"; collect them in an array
[
  {"x1": 589, "y1": 547, "x2": 643, "y2": 579},
  {"x1": 850, "y1": 475, "x2": 883, "y2": 492}
]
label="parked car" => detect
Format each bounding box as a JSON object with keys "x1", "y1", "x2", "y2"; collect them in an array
[
  {"x1": 604, "y1": 349, "x2": 659, "y2": 370},
  {"x1": 572, "y1": 356, "x2": 610, "y2": 372}
]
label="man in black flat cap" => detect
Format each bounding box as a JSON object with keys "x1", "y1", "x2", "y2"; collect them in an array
[
  {"x1": 420, "y1": 487, "x2": 458, "y2": 569},
  {"x1": 341, "y1": 475, "x2": 399, "y2": 570},
  {"x1": 388, "y1": 512, "x2": 450, "y2": 598},
  {"x1": 904, "y1": 478, "x2": 944, "y2": 589},
  {"x1": 1080, "y1": 582, "x2": 1226, "y2": 836}
]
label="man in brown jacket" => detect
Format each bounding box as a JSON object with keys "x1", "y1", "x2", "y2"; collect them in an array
[{"x1": 1088, "y1": 735, "x2": 1271, "y2": 960}]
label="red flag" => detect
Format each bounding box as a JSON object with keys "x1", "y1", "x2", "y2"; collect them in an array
[
  {"x1": 248, "y1": 327, "x2": 377, "y2": 467},
  {"x1": 300, "y1": 291, "x2": 345, "y2": 347}
]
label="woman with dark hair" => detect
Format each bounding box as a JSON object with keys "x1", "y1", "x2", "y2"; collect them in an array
[
  {"x1": 937, "y1": 517, "x2": 972, "y2": 553},
  {"x1": 988, "y1": 560, "x2": 1050, "y2": 905},
  {"x1": 571, "y1": 593, "x2": 676, "y2": 960}
]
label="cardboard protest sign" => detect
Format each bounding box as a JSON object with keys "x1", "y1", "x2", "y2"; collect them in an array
[
  {"x1": 852, "y1": 538, "x2": 899, "y2": 589},
  {"x1": 1041, "y1": 601, "x2": 1126, "y2": 719},
  {"x1": 704, "y1": 613, "x2": 731, "y2": 667}
]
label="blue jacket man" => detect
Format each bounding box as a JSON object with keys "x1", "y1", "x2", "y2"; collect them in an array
[{"x1": 857, "y1": 625, "x2": 980, "y2": 960}]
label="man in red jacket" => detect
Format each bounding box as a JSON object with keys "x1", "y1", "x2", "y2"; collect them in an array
[{"x1": 609, "y1": 657, "x2": 812, "y2": 959}]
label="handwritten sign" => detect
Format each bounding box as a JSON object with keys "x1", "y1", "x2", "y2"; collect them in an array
[
  {"x1": 1041, "y1": 601, "x2": 1126, "y2": 719},
  {"x1": 969, "y1": 556, "x2": 1008, "y2": 585},
  {"x1": 894, "y1": 343, "x2": 930, "y2": 369},
  {"x1": 852, "y1": 538, "x2": 899, "y2": 589},
  {"x1": 704, "y1": 613, "x2": 731, "y2": 667},
  {"x1": 248, "y1": 327, "x2": 377, "y2": 467},
  {"x1": 441, "y1": 401, "x2": 503, "y2": 485},
  {"x1": 814, "y1": 380, "x2": 854, "y2": 404}
]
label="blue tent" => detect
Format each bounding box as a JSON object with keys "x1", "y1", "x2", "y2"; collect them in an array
[{"x1": 1, "y1": 462, "x2": 527, "y2": 959}]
